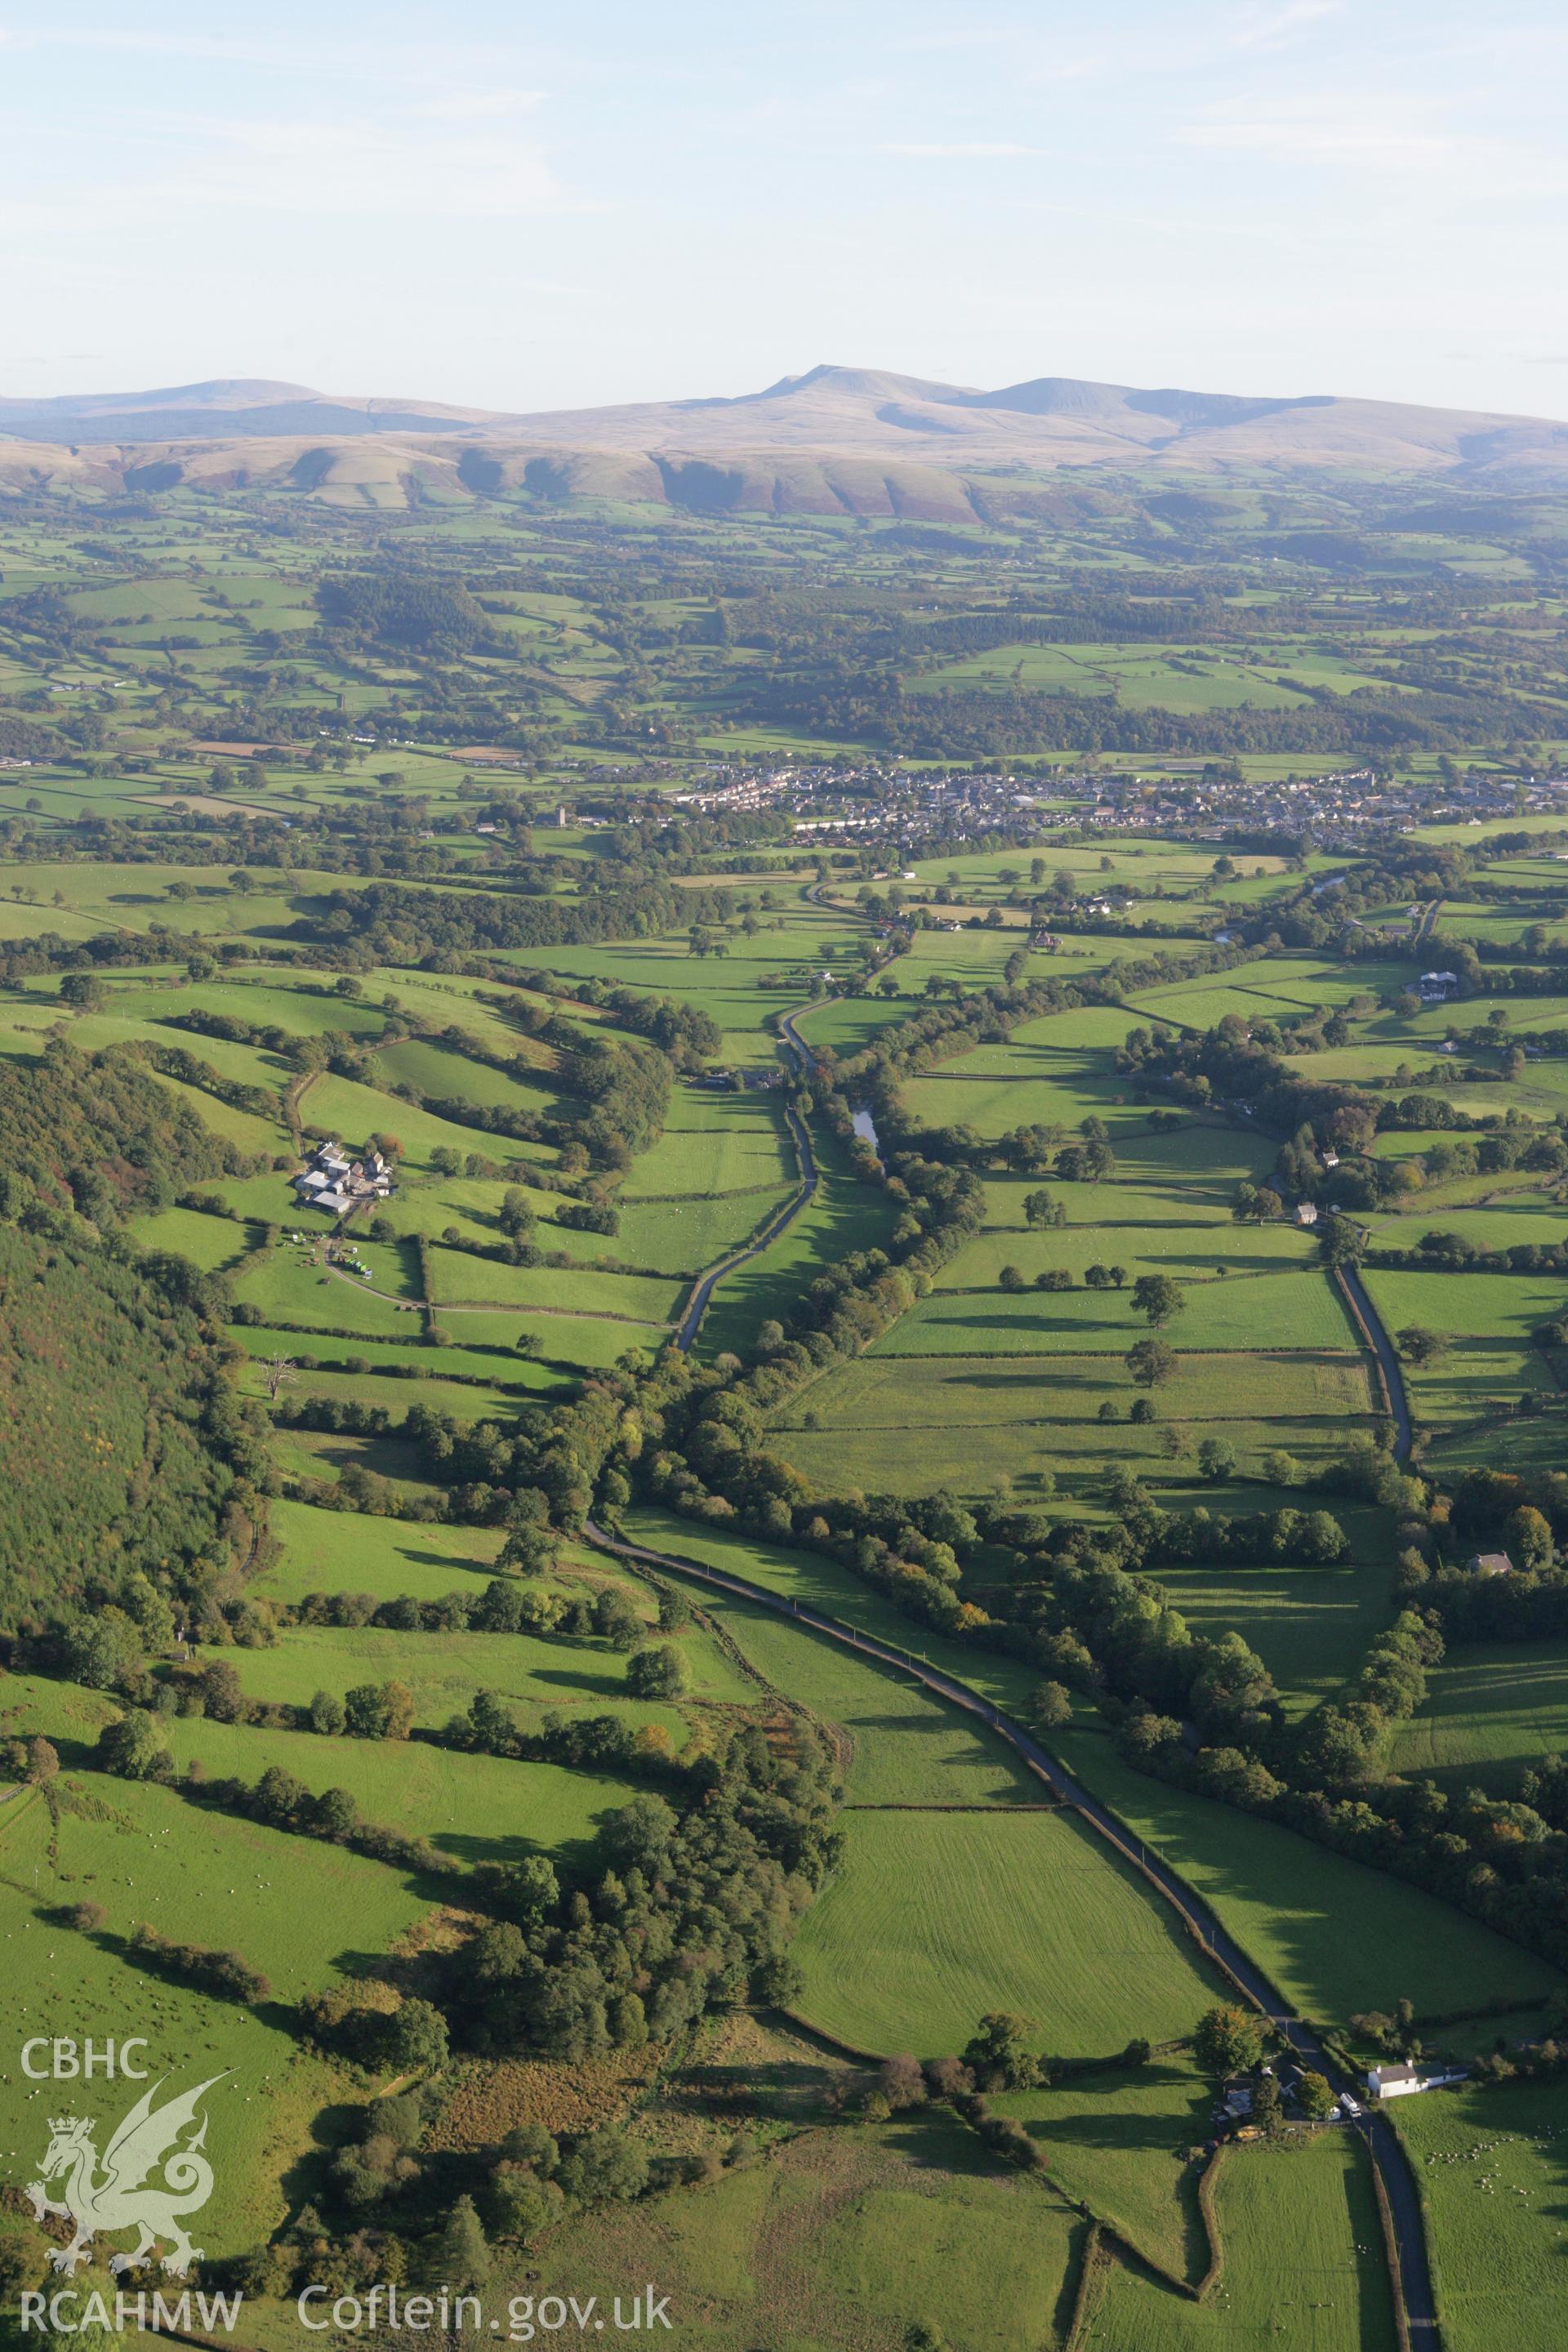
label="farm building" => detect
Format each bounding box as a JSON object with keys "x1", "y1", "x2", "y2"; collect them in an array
[
  {"x1": 1467, "y1": 1551, "x2": 1515, "y2": 1577},
  {"x1": 1419, "y1": 970, "x2": 1459, "y2": 1003},
  {"x1": 1294, "y1": 1201, "x2": 1318, "y2": 1226},
  {"x1": 1367, "y1": 2061, "x2": 1467, "y2": 2100}
]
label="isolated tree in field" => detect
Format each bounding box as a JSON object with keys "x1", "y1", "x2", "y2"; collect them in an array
[
  {"x1": 1297, "y1": 2070, "x2": 1337, "y2": 2120},
  {"x1": 1396, "y1": 1325, "x2": 1448, "y2": 1366},
  {"x1": 1131, "y1": 1274, "x2": 1185, "y2": 1327},
  {"x1": 1027, "y1": 1681, "x2": 1072, "y2": 1735},
  {"x1": 261, "y1": 1353, "x2": 296, "y2": 1402},
  {"x1": 96, "y1": 1710, "x2": 170, "y2": 1782},
  {"x1": 998, "y1": 1263, "x2": 1025, "y2": 1293},
  {"x1": 1084, "y1": 1263, "x2": 1115, "y2": 1290},
  {"x1": 1126, "y1": 1335, "x2": 1176, "y2": 1389},
  {"x1": 626, "y1": 1643, "x2": 688, "y2": 1699},
  {"x1": 1193, "y1": 2004, "x2": 1263, "y2": 2078},
  {"x1": 1259, "y1": 1449, "x2": 1300, "y2": 1487},
  {"x1": 1022, "y1": 1187, "x2": 1066, "y2": 1229},
  {"x1": 1197, "y1": 1437, "x2": 1237, "y2": 1481}
]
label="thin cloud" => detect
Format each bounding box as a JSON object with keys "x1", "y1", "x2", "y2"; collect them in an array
[
  {"x1": 1230, "y1": 0, "x2": 1342, "y2": 50},
  {"x1": 144, "y1": 114, "x2": 565, "y2": 219},
  {"x1": 880, "y1": 141, "x2": 1045, "y2": 158},
  {"x1": 1176, "y1": 106, "x2": 1457, "y2": 165},
  {"x1": 410, "y1": 88, "x2": 545, "y2": 122}
]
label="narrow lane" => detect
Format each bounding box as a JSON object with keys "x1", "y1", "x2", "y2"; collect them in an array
[
  {"x1": 1337, "y1": 1260, "x2": 1414, "y2": 1463},
  {"x1": 587, "y1": 1517, "x2": 1440, "y2": 2345}
]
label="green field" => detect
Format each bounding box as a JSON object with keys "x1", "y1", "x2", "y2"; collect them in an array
[
  {"x1": 791, "y1": 1806, "x2": 1229, "y2": 2060},
  {"x1": 1089, "y1": 2131, "x2": 1396, "y2": 2350},
  {"x1": 532, "y1": 2105, "x2": 1085, "y2": 2352},
  {"x1": 996, "y1": 2053, "x2": 1214, "y2": 2282},
  {"x1": 1395, "y1": 2078, "x2": 1568, "y2": 2352},
  {"x1": 1056, "y1": 1727, "x2": 1562, "y2": 2027},
  {"x1": 1390, "y1": 1642, "x2": 1568, "y2": 1788}
]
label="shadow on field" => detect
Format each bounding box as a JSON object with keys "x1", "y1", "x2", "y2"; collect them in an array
[{"x1": 530, "y1": 1663, "x2": 627, "y2": 1697}]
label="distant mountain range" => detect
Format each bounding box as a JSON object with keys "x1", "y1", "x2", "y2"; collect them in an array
[{"x1": 3, "y1": 365, "x2": 1567, "y2": 511}]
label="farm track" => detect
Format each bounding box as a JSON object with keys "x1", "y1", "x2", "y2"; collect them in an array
[{"x1": 586, "y1": 1517, "x2": 1440, "y2": 2348}]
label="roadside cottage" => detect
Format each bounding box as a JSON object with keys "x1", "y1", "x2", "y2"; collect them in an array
[{"x1": 1366, "y1": 2060, "x2": 1468, "y2": 2100}]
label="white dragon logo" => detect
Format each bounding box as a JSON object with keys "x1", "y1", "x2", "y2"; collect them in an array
[{"x1": 25, "y1": 2074, "x2": 227, "y2": 2277}]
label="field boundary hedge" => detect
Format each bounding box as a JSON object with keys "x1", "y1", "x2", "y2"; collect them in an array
[{"x1": 1063, "y1": 2221, "x2": 1108, "y2": 2352}]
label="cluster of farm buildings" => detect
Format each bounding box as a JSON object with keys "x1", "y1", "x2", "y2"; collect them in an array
[{"x1": 291, "y1": 1139, "x2": 394, "y2": 1219}]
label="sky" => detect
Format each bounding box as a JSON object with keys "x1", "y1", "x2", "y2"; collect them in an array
[{"x1": 1, "y1": 0, "x2": 1566, "y2": 421}]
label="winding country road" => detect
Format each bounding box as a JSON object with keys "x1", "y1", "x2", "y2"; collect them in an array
[{"x1": 588, "y1": 1517, "x2": 1440, "y2": 2345}]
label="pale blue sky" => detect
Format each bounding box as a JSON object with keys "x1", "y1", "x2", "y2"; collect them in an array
[{"x1": 2, "y1": 0, "x2": 1566, "y2": 419}]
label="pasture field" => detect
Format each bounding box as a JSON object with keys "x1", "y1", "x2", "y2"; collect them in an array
[
  {"x1": 0, "y1": 1797, "x2": 354, "y2": 2258},
  {"x1": 772, "y1": 1347, "x2": 1378, "y2": 1496},
  {"x1": 191, "y1": 1607, "x2": 753, "y2": 1724},
  {"x1": 1361, "y1": 1267, "x2": 1566, "y2": 1432},
  {"x1": 931, "y1": 1216, "x2": 1316, "y2": 1287},
  {"x1": 256, "y1": 1495, "x2": 503, "y2": 1597},
  {"x1": 791, "y1": 1807, "x2": 1230, "y2": 2060},
  {"x1": 131, "y1": 1204, "x2": 261, "y2": 1271},
  {"x1": 869, "y1": 1268, "x2": 1356, "y2": 1356},
  {"x1": 234, "y1": 1361, "x2": 526, "y2": 1421},
  {"x1": 1089, "y1": 2132, "x2": 1396, "y2": 2352},
  {"x1": 616, "y1": 1181, "x2": 791, "y2": 1273},
  {"x1": 1389, "y1": 1642, "x2": 1568, "y2": 1789},
  {"x1": 0, "y1": 1683, "x2": 433, "y2": 1976},
  {"x1": 520, "y1": 2106, "x2": 1084, "y2": 2352},
  {"x1": 1394, "y1": 2078, "x2": 1568, "y2": 2352},
  {"x1": 1054, "y1": 1727, "x2": 1562, "y2": 2027},
  {"x1": 994, "y1": 2053, "x2": 1214, "y2": 2283},
  {"x1": 229, "y1": 1318, "x2": 564, "y2": 1390},
  {"x1": 619, "y1": 1083, "x2": 794, "y2": 1200},
  {"x1": 232, "y1": 1248, "x2": 417, "y2": 1336},
  {"x1": 694, "y1": 1585, "x2": 1045, "y2": 1805},
  {"x1": 159, "y1": 1713, "x2": 631, "y2": 1873},
  {"x1": 424, "y1": 1249, "x2": 685, "y2": 1325},
  {"x1": 1150, "y1": 1563, "x2": 1396, "y2": 1717},
  {"x1": 426, "y1": 1306, "x2": 648, "y2": 1370}
]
